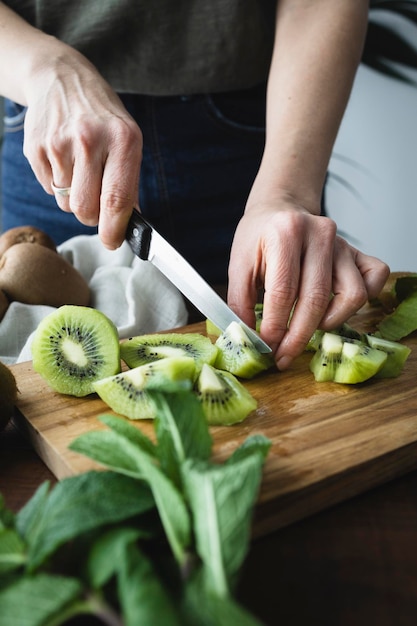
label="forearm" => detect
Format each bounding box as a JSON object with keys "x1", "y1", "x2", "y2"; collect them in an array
[
  {"x1": 0, "y1": 2, "x2": 98, "y2": 105},
  {"x1": 253, "y1": 0, "x2": 369, "y2": 212}
]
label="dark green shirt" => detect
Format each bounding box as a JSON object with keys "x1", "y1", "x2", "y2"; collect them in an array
[{"x1": 6, "y1": 0, "x2": 276, "y2": 95}]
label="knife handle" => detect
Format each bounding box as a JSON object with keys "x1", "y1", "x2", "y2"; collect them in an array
[{"x1": 125, "y1": 209, "x2": 152, "y2": 260}]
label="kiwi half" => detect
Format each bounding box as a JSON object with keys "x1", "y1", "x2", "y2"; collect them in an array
[
  {"x1": 120, "y1": 332, "x2": 218, "y2": 375},
  {"x1": 93, "y1": 356, "x2": 196, "y2": 420},
  {"x1": 214, "y1": 321, "x2": 274, "y2": 379},
  {"x1": 310, "y1": 332, "x2": 387, "y2": 384},
  {"x1": 195, "y1": 363, "x2": 257, "y2": 425},
  {"x1": 31, "y1": 305, "x2": 121, "y2": 397}
]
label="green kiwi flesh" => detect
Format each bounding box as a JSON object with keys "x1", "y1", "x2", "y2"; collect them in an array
[
  {"x1": 309, "y1": 332, "x2": 344, "y2": 382},
  {"x1": 364, "y1": 334, "x2": 411, "y2": 378},
  {"x1": 120, "y1": 332, "x2": 218, "y2": 375},
  {"x1": 310, "y1": 332, "x2": 387, "y2": 384},
  {"x1": 195, "y1": 363, "x2": 257, "y2": 425},
  {"x1": 214, "y1": 321, "x2": 274, "y2": 379},
  {"x1": 93, "y1": 356, "x2": 196, "y2": 420},
  {"x1": 31, "y1": 305, "x2": 121, "y2": 397},
  {"x1": 206, "y1": 303, "x2": 264, "y2": 337}
]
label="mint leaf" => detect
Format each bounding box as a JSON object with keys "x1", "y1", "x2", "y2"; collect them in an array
[
  {"x1": 184, "y1": 574, "x2": 264, "y2": 626},
  {"x1": 226, "y1": 434, "x2": 271, "y2": 465},
  {"x1": 86, "y1": 527, "x2": 144, "y2": 589},
  {"x1": 71, "y1": 429, "x2": 192, "y2": 567},
  {"x1": 0, "y1": 573, "x2": 82, "y2": 626},
  {"x1": 15, "y1": 482, "x2": 50, "y2": 541},
  {"x1": 183, "y1": 453, "x2": 266, "y2": 597},
  {"x1": 152, "y1": 391, "x2": 212, "y2": 486},
  {"x1": 21, "y1": 471, "x2": 154, "y2": 572},
  {"x1": 99, "y1": 413, "x2": 157, "y2": 457},
  {"x1": 117, "y1": 541, "x2": 181, "y2": 626},
  {"x1": 0, "y1": 528, "x2": 26, "y2": 575},
  {"x1": 377, "y1": 291, "x2": 417, "y2": 340}
]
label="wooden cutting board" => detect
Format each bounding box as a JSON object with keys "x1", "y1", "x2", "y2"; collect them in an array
[{"x1": 10, "y1": 305, "x2": 417, "y2": 538}]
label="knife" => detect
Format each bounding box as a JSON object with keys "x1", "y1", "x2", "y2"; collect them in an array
[{"x1": 125, "y1": 209, "x2": 271, "y2": 354}]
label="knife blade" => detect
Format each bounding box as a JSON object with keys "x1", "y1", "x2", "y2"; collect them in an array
[{"x1": 125, "y1": 209, "x2": 271, "y2": 354}]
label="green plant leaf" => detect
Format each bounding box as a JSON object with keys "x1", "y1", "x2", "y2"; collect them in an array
[
  {"x1": 0, "y1": 573, "x2": 83, "y2": 626},
  {"x1": 0, "y1": 528, "x2": 26, "y2": 575},
  {"x1": 86, "y1": 526, "x2": 144, "y2": 589},
  {"x1": 377, "y1": 290, "x2": 417, "y2": 340},
  {"x1": 183, "y1": 452, "x2": 266, "y2": 597},
  {"x1": 15, "y1": 481, "x2": 50, "y2": 542},
  {"x1": 99, "y1": 413, "x2": 158, "y2": 456},
  {"x1": 152, "y1": 391, "x2": 212, "y2": 486},
  {"x1": 225, "y1": 434, "x2": 271, "y2": 466},
  {"x1": 71, "y1": 429, "x2": 192, "y2": 567},
  {"x1": 117, "y1": 541, "x2": 181, "y2": 626},
  {"x1": 20, "y1": 471, "x2": 154, "y2": 572}
]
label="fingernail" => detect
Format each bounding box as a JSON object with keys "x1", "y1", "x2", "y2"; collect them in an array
[{"x1": 276, "y1": 355, "x2": 291, "y2": 371}]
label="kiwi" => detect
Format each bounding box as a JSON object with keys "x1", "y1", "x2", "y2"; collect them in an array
[
  {"x1": 0, "y1": 243, "x2": 90, "y2": 307},
  {"x1": 309, "y1": 332, "x2": 344, "y2": 382},
  {"x1": 364, "y1": 334, "x2": 411, "y2": 378},
  {"x1": 206, "y1": 303, "x2": 264, "y2": 338},
  {"x1": 31, "y1": 305, "x2": 121, "y2": 397},
  {"x1": 214, "y1": 321, "x2": 274, "y2": 379},
  {"x1": 120, "y1": 332, "x2": 218, "y2": 376},
  {"x1": 0, "y1": 225, "x2": 56, "y2": 257},
  {"x1": 0, "y1": 289, "x2": 9, "y2": 322},
  {"x1": 310, "y1": 332, "x2": 387, "y2": 384},
  {"x1": 0, "y1": 360, "x2": 18, "y2": 431},
  {"x1": 195, "y1": 363, "x2": 257, "y2": 425},
  {"x1": 93, "y1": 356, "x2": 196, "y2": 420}
]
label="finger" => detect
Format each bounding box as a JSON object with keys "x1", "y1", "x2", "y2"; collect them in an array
[
  {"x1": 270, "y1": 219, "x2": 336, "y2": 369},
  {"x1": 97, "y1": 121, "x2": 142, "y2": 249},
  {"x1": 69, "y1": 148, "x2": 103, "y2": 226},
  {"x1": 227, "y1": 235, "x2": 260, "y2": 330},
  {"x1": 353, "y1": 249, "x2": 390, "y2": 300},
  {"x1": 320, "y1": 238, "x2": 370, "y2": 329}
]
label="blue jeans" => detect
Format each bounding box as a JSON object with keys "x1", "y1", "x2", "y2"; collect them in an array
[{"x1": 1, "y1": 84, "x2": 267, "y2": 284}]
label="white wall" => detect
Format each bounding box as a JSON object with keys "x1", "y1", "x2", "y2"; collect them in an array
[{"x1": 327, "y1": 63, "x2": 417, "y2": 272}]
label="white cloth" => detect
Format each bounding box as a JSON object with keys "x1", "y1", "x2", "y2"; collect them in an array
[{"x1": 0, "y1": 234, "x2": 189, "y2": 365}]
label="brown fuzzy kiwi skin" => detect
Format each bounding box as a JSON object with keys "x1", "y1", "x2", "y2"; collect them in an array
[
  {"x1": 0, "y1": 242, "x2": 90, "y2": 307},
  {"x1": 0, "y1": 289, "x2": 9, "y2": 321},
  {"x1": 0, "y1": 225, "x2": 56, "y2": 257},
  {"x1": 0, "y1": 360, "x2": 18, "y2": 431}
]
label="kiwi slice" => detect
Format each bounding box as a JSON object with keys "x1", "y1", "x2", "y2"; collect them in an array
[
  {"x1": 309, "y1": 332, "x2": 344, "y2": 382},
  {"x1": 214, "y1": 321, "x2": 274, "y2": 379},
  {"x1": 120, "y1": 332, "x2": 218, "y2": 376},
  {"x1": 195, "y1": 363, "x2": 257, "y2": 425},
  {"x1": 310, "y1": 332, "x2": 387, "y2": 384},
  {"x1": 364, "y1": 334, "x2": 411, "y2": 378},
  {"x1": 334, "y1": 341, "x2": 387, "y2": 384},
  {"x1": 93, "y1": 356, "x2": 196, "y2": 420},
  {"x1": 31, "y1": 305, "x2": 121, "y2": 397}
]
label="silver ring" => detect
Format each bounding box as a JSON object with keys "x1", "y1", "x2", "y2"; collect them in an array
[{"x1": 51, "y1": 181, "x2": 71, "y2": 197}]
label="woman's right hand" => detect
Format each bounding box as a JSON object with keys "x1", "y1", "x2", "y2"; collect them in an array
[{"x1": 22, "y1": 41, "x2": 143, "y2": 249}]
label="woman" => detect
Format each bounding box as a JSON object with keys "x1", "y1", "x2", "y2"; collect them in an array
[{"x1": 0, "y1": 0, "x2": 389, "y2": 369}]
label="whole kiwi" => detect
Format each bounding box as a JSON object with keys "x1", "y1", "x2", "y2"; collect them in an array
[
  {"x1": 0, "y1": 289, "x2": 9, "y2": 321},
  {"x1": 0, "y1": 242, "x2": 90, "y2": 307},
  {"x1": 0, "y1": 225, "x2": 56, "y2": 257},
  {"x1": 0, "y1": 360, "x2": 18, "y2": 431}
]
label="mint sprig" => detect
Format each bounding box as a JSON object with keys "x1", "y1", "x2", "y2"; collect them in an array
[{"x1": 0, "y1": 390, "x2": 270, "y2": 625}]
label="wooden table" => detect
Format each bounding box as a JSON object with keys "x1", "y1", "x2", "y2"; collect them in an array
[{"x1": 2, "y1": 416, "x2": 417, "y2": 626}]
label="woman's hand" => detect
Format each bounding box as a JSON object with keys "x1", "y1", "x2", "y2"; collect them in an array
[
  {"x1": 21, "y1": 42, "x2": 142, "y2": 249},
  {"x1": 227, "y1": 200, "x2": 390, "y2": 370}
]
